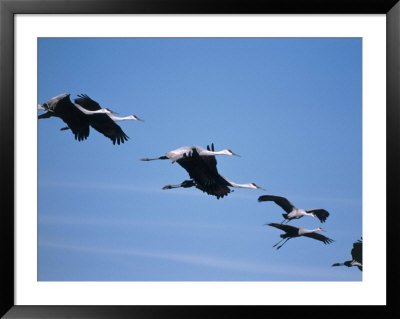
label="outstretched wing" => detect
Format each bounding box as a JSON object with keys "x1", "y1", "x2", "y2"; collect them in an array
[
  {"x1": 306, "y1": 209, "x2": 330, "y2": 223},
  {"x1": 351, "y1": 239, "x2": 362, "y2": 264},
  {"x1": 258, "y1": 195, "x2": 295, "y2": 213},
  {"x1": 74, "y1": 94, "x2": 102, "y2": 111},
  {"x1": 88, "y1": 114, "x2": 129, "y2": 145},
  {"x1": 302, "y1": 232, "x2": 334, "y2": 244},
  {"x1": 267, "y1": 223, "x2": 299, "y2": 233}
]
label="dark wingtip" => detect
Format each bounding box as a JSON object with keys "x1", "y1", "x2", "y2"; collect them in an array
[{"x1": 258, "y1": 195, "x2": 267, "y2": 202}]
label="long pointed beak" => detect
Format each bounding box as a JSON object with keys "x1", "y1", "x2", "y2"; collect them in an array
[
  {"x1": 133, "y1": 115, "x2": 144, "y2": 122},
  {"x1": 258, "y1": 186, "x2": 266, "y2": 191},
  {"x1": 232, "y1": 152, "x2": 241, "y2": 157}
]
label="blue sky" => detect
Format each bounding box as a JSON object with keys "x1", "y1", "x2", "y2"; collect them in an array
[{"x1": 38, "y1": 37, "x2": 362, "y2": 281}]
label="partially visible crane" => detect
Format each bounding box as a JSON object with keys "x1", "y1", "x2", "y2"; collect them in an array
[
  {"x1": 38, "y1": 93, "x2": 94, "y2": 141},
  {"x1": 332, "y1": 238, "x2": 362, "y2": 271}
]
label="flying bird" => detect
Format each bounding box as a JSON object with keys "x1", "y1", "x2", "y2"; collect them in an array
[
  {"x1": 267, "y1": 222, "x2": 334, "y2": 249},
  {"x1": 141, "y1": 144, "x2": 265, "y2": 199},
  {"x1": 38, "y1": 93, "x2": 143, "y2": 145},
  {"x1": 38, "y1": 93, "x2": 91, "y2": 141},
  {"x1": 258, "y1": 195, "x2": 329, "y2": 223},
  {"x1": 141, "y1": 144, "x2": 240, "y2": 163},
  {"x1": 73, "y1": 94, "x2": 143, "y2": 145},
  {"x1": 332, "y1": 238, "x2": 362, "y2": 271}
]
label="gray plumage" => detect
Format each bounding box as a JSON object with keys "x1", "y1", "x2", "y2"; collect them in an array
[
  {"x1": 267, "y1": 222, "x2": 334, "y2": 249},
  {"x1": 258, "y1": 195, "x2": 329, "y2": 223}
]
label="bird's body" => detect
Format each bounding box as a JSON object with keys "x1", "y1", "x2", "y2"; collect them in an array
[
  {"x1": 267, "y1": 222, "x2": 334, "y2": 249},
  {"x1": 332, "y1": 238, "x2": 362, "y2": 271},
  {"x1": 141, "y1": 144, "x2": 264, "y2": 199},
  {"x1": 258, "y1": 195, "x2": 329, "y2": 223},
  {"x1": 38, "y1": 93, "x2": 90, "y2": 141}
]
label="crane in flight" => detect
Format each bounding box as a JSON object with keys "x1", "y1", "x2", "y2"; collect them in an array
[
  {"x1": 258, "y1": 195, "x2": 329, "y2": 223},
  {"x1": 267, "y1": 223, "x2": 334, "y2": 249},
  {"x1": 141, "y1": 143, "x2": 265, "y2": 199},
  {"x1": 332, "y1": 238, "x2": 362, "y2": 271},
  {"x1": 72, "y1": 94, "x2": 143, "y2": 145},
  {"x1": 38, "y1": 93, "x2": 143, "y2": 145}
]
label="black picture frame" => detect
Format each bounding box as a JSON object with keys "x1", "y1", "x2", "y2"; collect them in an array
[{"x1": 1, "y1": 0, "x2": 399, "y2": 317}]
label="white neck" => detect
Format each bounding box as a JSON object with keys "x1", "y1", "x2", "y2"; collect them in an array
[
  {"x1": 214, "y1": 150, "x2": 232, "y2": 156},
  {"x1": 300, "y1": 228, "x2": 320, "y2": 234},
  {"x1": 74, "y1": 103, "x2": 108, "y2": 115},
  {"x1": 198, "y1": 149, "x2": 232, "y2": 156},
  {"x1": 108, "y1": 114, "x2": 135, "y2": 122},
  {"x1": 221, "y1": 175, "x2": 256, "y2": 189}
]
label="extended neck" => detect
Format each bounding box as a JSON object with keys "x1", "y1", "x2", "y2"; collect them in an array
[
  {"x1": 74, "y1": 103, "x2": 106, "y2": 115},
  {"x1": 231, "y1": 182, "x2": 256, "y2": 189},
  {"x1": 108, "y1": 115, "x2": 134, "y2": 122},
  {"x1": 197, "y1": 148, "x2": 239, "y2": 157},
  {"x1": 200, "y1": 149, "x2": 229, "y2": 156},
  {"x1": 213, "y1": 150, "x2": 231, "y2": 156},
  {"x1": 301, "y1": 228, "x2": 320, "y2": 234},
  {"x1": 221, "y1": 176, "x2": 254, "y2": 189}
]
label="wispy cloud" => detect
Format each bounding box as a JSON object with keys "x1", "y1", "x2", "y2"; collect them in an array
[
  {"x1": 39, "y1": 241, "x2": 357, "y2": 280},
  {"x1": 39, "y1": 179, "x2": 209, "y2": 197},
  {"x1": 40, "y1": 180, "x2": 169, "y2": 194},
  {"x1": 38, "y1": 214, "x2": 263, "y2": 233},
  {"x1": 39, "y1": 180, "x2": 361, "y2": 204}
]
